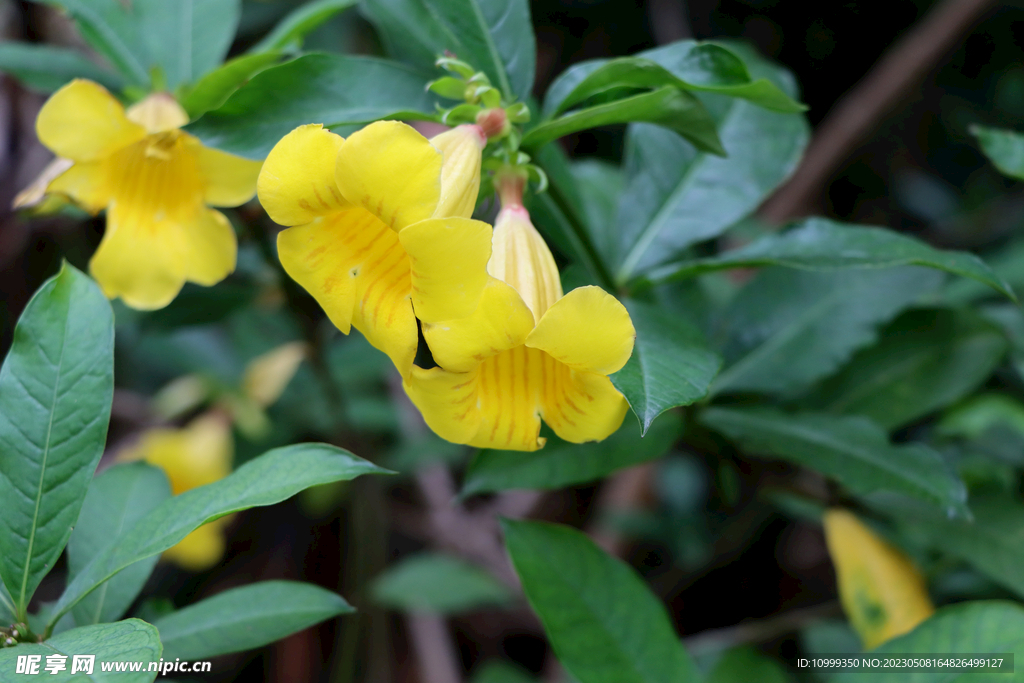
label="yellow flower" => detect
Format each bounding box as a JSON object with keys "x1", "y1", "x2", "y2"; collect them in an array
[
  {"x1": 823, "y1": 508, "x2": 935, "y2": 649},
  {"x1": 404, "y1": 179, "x2": 636, "y2": 451},
  {"x1": 28, "y1": 79, "x2": 263, "y2": 310},
  {"x1": 120, "y1": 413, "x2": 233, "y2": 571},
  {"x1": 258, "y1": 120, "x2": 489, "y2": 376}
]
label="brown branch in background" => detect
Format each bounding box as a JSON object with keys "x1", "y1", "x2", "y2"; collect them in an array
[
  {"x1": 683, "y1": 600, "x2": 842, "y2": 653},
  {"x1": 758, "y1": 0, "x2": 999, "y2": 223},
  {"x1": 407, "y1": 613, "x2": 464, "y2": 683}
]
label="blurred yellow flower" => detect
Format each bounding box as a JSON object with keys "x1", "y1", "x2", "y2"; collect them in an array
[
  {"x1": 823, "y1": 508, "x2": 935, "y2": 649},
  {"x1": 404, "y1": 176, "x2": 636, "y2": 451},
  {"x1": 258, "y1": 120, "x2": 489, "y2": 376},
  {"x1": 25, "y1": 79, "x2": 263, "y2": 310},
  {"x1": 121, "y1": 413, "x2": 233, "y2": 571}
]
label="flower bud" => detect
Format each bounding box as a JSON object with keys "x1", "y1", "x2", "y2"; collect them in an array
[{"x1": 430, "y1": 124, "x2": 486, "y2": 218}]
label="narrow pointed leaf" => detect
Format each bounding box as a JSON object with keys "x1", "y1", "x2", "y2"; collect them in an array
[
  {"x1": 155, "y1": 581, "x2": 352, "y2": 660},
  {"x1": 712, "y1": 267, "x2": 943, "y2": 396},
  {"x1": 49, "y1": 444, "x2": 390, "y2": 628},
  {"x1": 830, "y1": 602, "x2": 1024, "y2": 682},
  {"x1": 644, "y1": 218, "x2": 1015, "y2": 300},
  {"x1": 361, "y1": 0, "x2": 535, "y2": 100},
  {"x1": 805, "y1": 309, "x2": 1008, "y2": 431},
  {"x1": 611, "y1": 299, "x2": 721, "y2": 433},
  {"x1": 972, "y1": 124, "x2": 1024, "y2": 181},
  {"x1": 0, "y1": 619, "x2": 161, "y2": 683},
  {"x1": 186, "y1": 54, "x2": 438, "y2": 159},
  {"x1": 522, "y1": 87, "x2": 724, "y2": 156},
  {"x1": 181, "y1": 51, "x2": 284, "y2": 119},
  {"x1": 700, "y1": 407, "x2": 967, "y2": 516},
  {"x1": 371, "y1": 553, "x2": 513, "y2": 613},
  {"x1": 0, "y1": 42, "x2": 124, "y2": 93},
  {"x1": 502, "y1": 519, "x2": 700, "y2": 683},
  {"x1": 250, "y1": 0, "x2": 357, "y2": 53},
  {"x1": 67, "y1": 463, "x2": 171, "y2": 627},
  {"x1": 462, "y1": 416, "x2": 681, "y2": 497},
  {"x1": 0, "y1": 264, "x2": 113, "y2": 620}
]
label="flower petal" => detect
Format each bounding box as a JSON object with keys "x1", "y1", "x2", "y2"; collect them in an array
[
  {"x1": 422, "y1": 278, "x2": 535, "y2": 373},
  {"x1": 89, "y1": 202, "x2": 191, "y2": 310},
  {"x1": 399, "y1": 216, "x2": 492, "y2": 323},
  {"x1": 185, "y1": 208, "x2": 237, "y2": 286},
  {"x1": 257, "y1": 124, "x2": 346, "y2": 227},
  {"x1": 335, "y1": 120, "x2": 441, "y2": 231},
  {"x1": 430, "y1": 124, "x2": 486, "y2": 219},
  {"x1": 541, "y1": 363, "x2": 629, "y2": 444},
  {"x1": 192, "y1": 139, "x2": 263, "y2": 207},
  {"x1": 404, "y1": 365, "x2": 484, "y2": 446},
  {"x1": 45, "y1": 160, "x2": 109, "y2": 213},
  {"x1": 36, "y1": 79, "x2": 146, "y2": 162},
  {"x1": 277, "y1": 205, "x2": 418, "y2": 374},
  {"x1": 526, "y1": 286, "x2": 636, "y2": 375}
]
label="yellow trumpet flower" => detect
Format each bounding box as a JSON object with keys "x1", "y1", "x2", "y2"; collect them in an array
[
  {"x1": 24, "y1": 80, "x2": 263, "y2": 310},
  {"x1": 120, "y1": 413, "x2": 233, "y2": 571},
  {"x1": 259, "y1": 120, "x2": 489, "y2": 376},
  {"x1": 404, "y1": 175, "x2": 636, "y2": 451},
  {"x1": 823, "y1": 508, "x2": 935, "y2": 649}
]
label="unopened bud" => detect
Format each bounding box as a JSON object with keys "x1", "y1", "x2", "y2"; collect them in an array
[
  {"x1": 430, "y1": 124, "x2": 486, "y2": 218},
  {"x1": 476, "y1": 108, "x2": 510, "y2": 140}
]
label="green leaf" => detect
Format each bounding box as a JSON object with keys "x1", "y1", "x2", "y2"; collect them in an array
[
  {"x1": 49, "y1": 444, "x2": 390, "y2": 629},
  {"x1": 134, "y1": 0, "x2": 240, "y2": 89},
  {"x1": 154, "y1": 580, "x2": 352, "y2": 659},
  {"x1": 471, "y1": 661, "x2": 538, "y2": 683},
  {"x1": 502, "y1": 520, "x2": 699, "y2": 683},
  {"x1": 707, "y1": 647, "x2": 792, "y2": 683},
  {"x1": 700, "y1": 407, "x2": 967, "y2": 516},
  {"x1": 0, "y1": 584, "x2": 13, "y2": 624},
  {"x1": 712, "y1": 267, "x2": 943, "y2": 396},
  {"x1": 543, "y1": 48, "x2": 804, "y2": 120},
  {"x1": 371, "y1": 553, "x2": 513, "y2": 613},
  {"x1": 805, "y1": 309, "x2": 1008, "y2": 431},
  {"x1": 971, "y1": 124, "x2": 1024, "y2": 181},
  {"x1": 572, "y1": 160, "x2": 625, "y2": 267},
  {"x1": 462, "y1": 416, "x2": 681, "y2": 497},
  {"x1": 67, "y1": 463, "x2": 171, "y2": 627},
  {"x1": 180, "y1": 51, "x2": 284, "y2": 119},
  {"x1": 522, "y1": 87, "x2": 724, "y2": 156},
  {"x1": 611, "y1": 299, "x2": 722, "y2": 434},
  {"x1": 643, "y1": 218, "x2": 1016, "y2": 301},
  {"x1": 361, "y1": 0, "x2": 535, "y2": 100},
  {"x1": 611, "y1": 46, "x2": 808, "y2": 282},
  {"x1": 0, "y1": 619, "x2": 161, "y2": 683},
  {"x1": 0, "y1": 42, "x2": 125, "y2": 93},
  {"x1": 185, "y1": 53, "x2": 438, "y2": 159},
  {"x1": 830, "y1": 601, "x2": 1024, "y2": 682},
  {"x1": 36, "y1": 0, "x2": 150, "y2": 85},
  {"x1": 250, "y1": 0, "x2": 357, "y2": 53},
  {"x1": 945, "y1": 238, "x2": 1024, "y2": 303},
  {"x1": 0, "y1": 264, "x2": 113, "y2": 620}
]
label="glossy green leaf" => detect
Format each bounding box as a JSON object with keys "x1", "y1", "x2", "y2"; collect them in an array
[
  {"x1": 134, "y1": 0, "x2": 240, "y2": 89},
  {"x1": 361, "y1": 0, "x2": 535, "y2": 100},
  {"x1": 471, "y1": 662, "x2": 538, "y2": 683},
  {"x1": 34, "y1": 0, "x2": 150, "y2": 85},
  {"x1": 522, "y1": 87, "x2": 724, "y2": 156},
  {"x1": 712, "y1": 267, "x2": 943, "y2": 396},
  {"x1": 806, "y1": 309, "x2": 1008, "y2": 431},
  {"x1": 371, "y1": 553, "x2": 512, "y2": 613},
  {"x1": 67, "y1": 463, "x2": 171, "y2": 627},
  {"x1": 945, "y1": 238, "x2": 1024, "y2": 303},
  {"x1": 181, "y1": 51, "x2": 284, "y2": 118},
  {"x1": 49, "y1": 444, "x2": 390, "y2": 628},
  {"x1": 155, "y1": 581, "x2": 352, "y2": 660},
  {"x1": 502, "y1": 519, "x2": 699, "y2": 683},
  {"x1": 186, "y1": 53, "x2": 437, "y2": 159},
  {"x1": 0, "y1": 584, "x2": 13, "y2": 624},
  {"x1": 700, "y1": 408, "x2": 967, "y2": 516},
  {"x1": 613, "y1": 45, "x2": 809, "y2": 282},
  {"x1": 707, "y1": 647, "x2": 792, "y2": 683},
  {"x1": 462, "y1": 414, "x2": 680, "y2": 497},
  {"x1": 611, "y1": 299, "x2": 722, "y2": 433},
  {"x1": 0, "y1": 619, "x2": 161, "y2": 683},
  {"x1": 0, "y1": 264, "x2": 113, "y2": 620},
  {"x1": 643, "y1": 218, "x2": 1015, "y2": 300},
  {"x1": 830, "y1": 601, "x2": 1024, "y2": 682},
  {"x1": 543, "y1": 47, "x2": 803, "y2": 120},
  {"x1": 972, "y1": 124, "x2": 1024, "y2": 181},
  {"x1": 0, "y1": 42, "x2": 124, "y2": 93},
  {"x1": 250, "y1": 0, "x2": 357, "y2": 53}
]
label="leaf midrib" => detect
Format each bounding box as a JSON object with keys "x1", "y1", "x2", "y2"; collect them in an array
[{"x1": 19, "y1": 303, "x2": 71, "y2": 616}]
